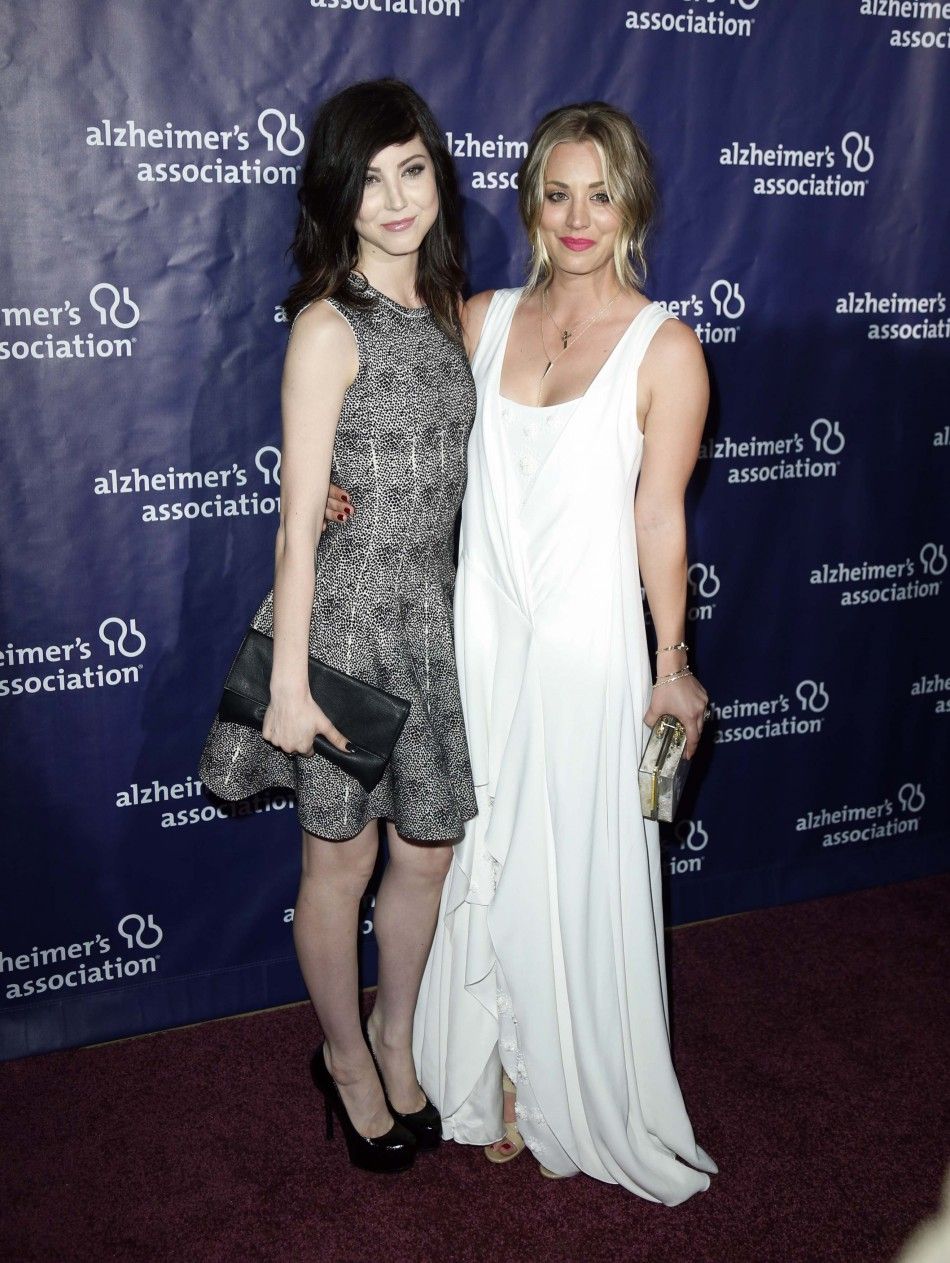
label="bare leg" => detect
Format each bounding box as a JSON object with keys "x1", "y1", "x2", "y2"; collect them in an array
[
  {"x1": 366, "y1": 823, "x2": 454, "y2": 1113},
  {"x1": 293, "y1": 821, "x2": 392, "y2": 1138}
]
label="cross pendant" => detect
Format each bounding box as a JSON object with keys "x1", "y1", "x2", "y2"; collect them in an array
[{"x1": 561, "y1": 331, "x2": 570, "y2": 350}]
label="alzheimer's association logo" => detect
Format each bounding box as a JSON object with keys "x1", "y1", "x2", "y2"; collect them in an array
[
  {"x1": 0, "y1": 283, "x2": 141, "y2": 363},
  {"x1": 809, "y1": 418, "x2": 845, "y2": 455},
  {"x1": 89, "y1": 284, "x2": 141, "y2": 329},
  {"x1": 897, "y1": 782, "x2": 925, "y2": 814},
  {"x1": 840, "y1": 132, "x2": 874, "y2": 173},
  {"x1": 919, "y1": 543, "x2": 947, "y2": 577},
  {"x1": 117, "y1": 913, "x2": 163, "y2": 949},
  {"x1": 255, "y1": 446, "x2": 282, "y2": 486},
  {"x1": 795, "y1": 680, "x2": 830, "y2": 714},
  {"x1": 257, "y1": 110, "x2": 305, "y2": 156},
  {"x1": 664, "y1": 818, "x2": 709, "y2": 876},
  {"x1": 99, "y1": 617, "x2": 147, "y2": 658},
  {"x1": 686, "y1": 562, "x2": 720, "y2": 622}
]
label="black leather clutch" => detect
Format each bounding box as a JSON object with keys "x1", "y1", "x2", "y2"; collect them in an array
[{"x1": 217, "y1": 628, "x2": 410, "y2": 793}]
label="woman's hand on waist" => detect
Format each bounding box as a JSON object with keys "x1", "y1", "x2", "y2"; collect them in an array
[
  {"x1": 263, "y1": 690, "x2": 352, "y2": 757},
  {"x1": 644, "y1": 673, "x2": 709, "y2": 760},
  {"x1": 324, "y1": 483, "x2": 353, "y2": 532}
]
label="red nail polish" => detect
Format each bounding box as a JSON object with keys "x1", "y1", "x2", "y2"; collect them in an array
[
  {"x1": 337, "y1": 514, "x2": 345, "y2": 521},
  {"x1": 341, "y1": 493, "x2": 349, "y2": 503}
]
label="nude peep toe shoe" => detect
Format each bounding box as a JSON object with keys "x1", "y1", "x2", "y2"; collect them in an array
[
  {"x1": 484, "y1": 1070, "x2": 526, "y2": 1164},
  {"x1": 484, "y1": 1120, "x2": 526, "y2": 1164}
]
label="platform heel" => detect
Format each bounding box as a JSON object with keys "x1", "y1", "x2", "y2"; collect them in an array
[{"x1": 310, "y1": 1044, "x2": 416, "y2": 1174}]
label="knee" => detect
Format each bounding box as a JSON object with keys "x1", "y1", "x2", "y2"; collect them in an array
[
  {"x1": 300, "y1": 835, "x2": 378, "y2": 895},
  {"x1": 404, "y1": 842, "x2": 454, "y2": 886},
  {"x1": 344, "y1": 848, "x2": 379, "y2": 892}
]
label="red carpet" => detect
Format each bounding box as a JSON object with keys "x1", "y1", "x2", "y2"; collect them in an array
[{"x1": 3, "y1": 875, "x2": 948, "y2": 1263}]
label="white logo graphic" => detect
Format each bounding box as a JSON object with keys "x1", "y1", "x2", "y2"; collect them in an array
[
  {"x1": 920, "y1": 543, "x2": 948, "y2": 576},
  {"x1": 626, "y1": 2, "x2": 756, "y2": 38},
  {"x1": 841, "y1": 132, "x2": 874, "y2": 173},
  {"x1": 98, "y1": 617, "x2": 147, "y2": 658},
  {"x1": 255, "y1": 445, "x2": 282, "y2": 486},
  {"x1": 709, "y1": 279, "x2": 745, "y2": 320},
  {"x1": 795, "y1": 680, "x2": 830, "y2": 713},
  {"x1": 897, "y1": 783, "x2": 926, "y2": 813},
  {"x1": 362, "y1": 894, "x2": 376, "y2": 938},
  {"x1": 665, "y1": 818, "x2": 708, "y2": 874},
  {"x1": 257, "y1": 109, "x2": 305, "y2": 156},
  {"x1": 673, "y1": 819, "x2": 709, "y2": 851},
  {"x1": 2, "y1": 917, "x2": 161, "y2": 1001},
  {"x1": 687, "y1": 563, "x2": 720, "y2": 599},
  {"x1": 117, "y1": 913, "x2": 164, "y2": 949},
  {"x1": 809, "y1": 418, "x2": 846, "y2": 455},
  {"x1": 721, "y1": 129, "x2": 871, "y2": 198},
  {"x1": 834, "y1": 290, "x2": 947, "y2": 342},
  {"x1": 89, "y1": 284, "x2": 140, "y2": 329}
]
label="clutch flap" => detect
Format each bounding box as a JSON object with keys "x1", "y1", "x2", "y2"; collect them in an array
[{"x1": 223, "y1": 628, "x2": 273, "y2": 707}]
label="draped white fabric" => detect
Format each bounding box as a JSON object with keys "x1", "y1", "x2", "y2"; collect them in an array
[{"x1": 413, "y1": 289, "x2": 717, "y2": 1204}]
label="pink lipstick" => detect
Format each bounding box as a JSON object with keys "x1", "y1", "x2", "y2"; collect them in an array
[
  {"x1": 382, "y1": 217, "x2": 417, "y2": 232},
  {"x1": 559, "y1": 236, "x2": 596, "y2": 252}
]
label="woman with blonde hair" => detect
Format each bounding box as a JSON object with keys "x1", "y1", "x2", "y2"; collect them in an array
[{"x1": 411, "y1": 101, "x2": 718, "y2": 1201}]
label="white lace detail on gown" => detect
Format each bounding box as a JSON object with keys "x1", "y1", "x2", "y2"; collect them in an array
[{"x1": 498, "y1": 396, "x2": 574, "y2": 502}]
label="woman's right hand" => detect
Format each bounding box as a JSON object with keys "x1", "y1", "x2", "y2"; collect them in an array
[{"x1": 262, "y1": 691, "x2": 352, "y2": 757}]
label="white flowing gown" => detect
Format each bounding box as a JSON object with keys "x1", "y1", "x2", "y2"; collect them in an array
[{"x1": 412, "y1": 289, "x2": 717, "y2": 1204}]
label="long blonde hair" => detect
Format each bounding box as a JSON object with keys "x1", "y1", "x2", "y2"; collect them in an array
[{"x1": 518, "y1": 102, "x2": 656, "y2": 293}]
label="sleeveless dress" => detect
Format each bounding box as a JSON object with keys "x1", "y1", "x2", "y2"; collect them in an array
[
  {"x1": 199, "y1": 279, "x2": 478, "y2": 842},
  {"x1": 412, "y1": 288, "x2": 717, "y2": 1203}
]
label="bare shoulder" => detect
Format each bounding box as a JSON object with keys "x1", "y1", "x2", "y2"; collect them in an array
[
  {"x1": 638, "y1": 312, "x2": 709, "y2": 441},
  {"x1": 463, "y1": 288, "x2": 496, "y2": 323},
  {"x1": 288, "y1": 299, "x2": 356, "y2": 354},
  {"x1": 461, "y1": 289, "x2": 496, "y2": 358},
  {"x1": 285, "y1": 299, "x2": 358, "y2": 385},
  {"x1": 643, "y1": 312, "x2": 707, "y2": 383}
]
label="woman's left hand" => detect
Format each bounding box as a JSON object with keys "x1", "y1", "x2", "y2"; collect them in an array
[
  {"x1": 644, "y1": 673, "x2": 710, "y2": 760},
  {"x1": 322, "y1": 482, "x2": 352, "y2": 533}
]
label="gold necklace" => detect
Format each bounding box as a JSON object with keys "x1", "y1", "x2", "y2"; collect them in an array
[{"x1": 538, "y1": 289, "x2": 621, "y2": 405}]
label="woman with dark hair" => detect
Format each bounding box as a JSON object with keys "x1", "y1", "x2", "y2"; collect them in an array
[
  {"x1": 411, "y1": 102, "x2": 718, "y2": 1201},
  {"x1": 199, "y1": 79, "x2": 477, "y2": 1174}
]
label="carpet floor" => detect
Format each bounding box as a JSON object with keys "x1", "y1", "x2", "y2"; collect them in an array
[{"x1": 2, "y1": 874, "x2": 948, "y2": 1263}]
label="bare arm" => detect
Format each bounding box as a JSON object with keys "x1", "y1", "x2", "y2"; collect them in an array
[
  {"x1": 635, "y1": 319, "x2": 709, "y2": 757},
  {"x1": 262, "y1": 302, "x2": 358, "y2": 756}
]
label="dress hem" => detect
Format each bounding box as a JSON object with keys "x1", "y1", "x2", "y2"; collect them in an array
[{"x1": 200, "y1": 764, "x2": 477, "y2": 843}]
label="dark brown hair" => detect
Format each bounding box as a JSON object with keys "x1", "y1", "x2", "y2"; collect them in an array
[{"x1": 284, "y1": 79, "x2": 465, "y2": 342}]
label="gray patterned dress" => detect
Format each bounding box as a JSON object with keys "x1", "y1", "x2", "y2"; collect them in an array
[{"x1": 199, "y1": 277, "x2": 478, "y2": 841}]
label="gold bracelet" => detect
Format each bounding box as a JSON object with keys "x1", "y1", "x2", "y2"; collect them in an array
[
  {"x1": 655, "y1": 641, "x2": 688, "y2": 657},
  {"x1": 654, "y1": 666, "x2": 693, "y2": 687}
]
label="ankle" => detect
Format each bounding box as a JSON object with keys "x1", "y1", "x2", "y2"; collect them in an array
[
  {"x1": 366, "y1": 1011, "x2": 411, "y2": 1054},
  {"x1": 325, "y1": 1042, "x2": 376, "y2": 1086}
]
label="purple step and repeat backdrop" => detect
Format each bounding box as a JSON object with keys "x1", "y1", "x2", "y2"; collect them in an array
[{"x1": 1, "y1": 0, "x2": 948, "y2": 1059}]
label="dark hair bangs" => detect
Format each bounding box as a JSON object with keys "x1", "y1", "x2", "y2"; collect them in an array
[{"x1": 284, "y1": 79, "x2": 465, "y2": 343}]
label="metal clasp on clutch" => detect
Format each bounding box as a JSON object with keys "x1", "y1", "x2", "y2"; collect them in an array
[{"x1": 638, "y1": 714, "x2": 690, "y2": 823}]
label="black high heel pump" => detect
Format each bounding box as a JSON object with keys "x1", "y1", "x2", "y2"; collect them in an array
[
  {"x1": 363, "y1": 1020, "x2": 443, "y2": 1151},
  {"x1": 387, "y1": 1095, "x2": 442, "y2": 1151},
  {"x1": 310, "y1": 1044, "x2": 416, "y2": 1174}
]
